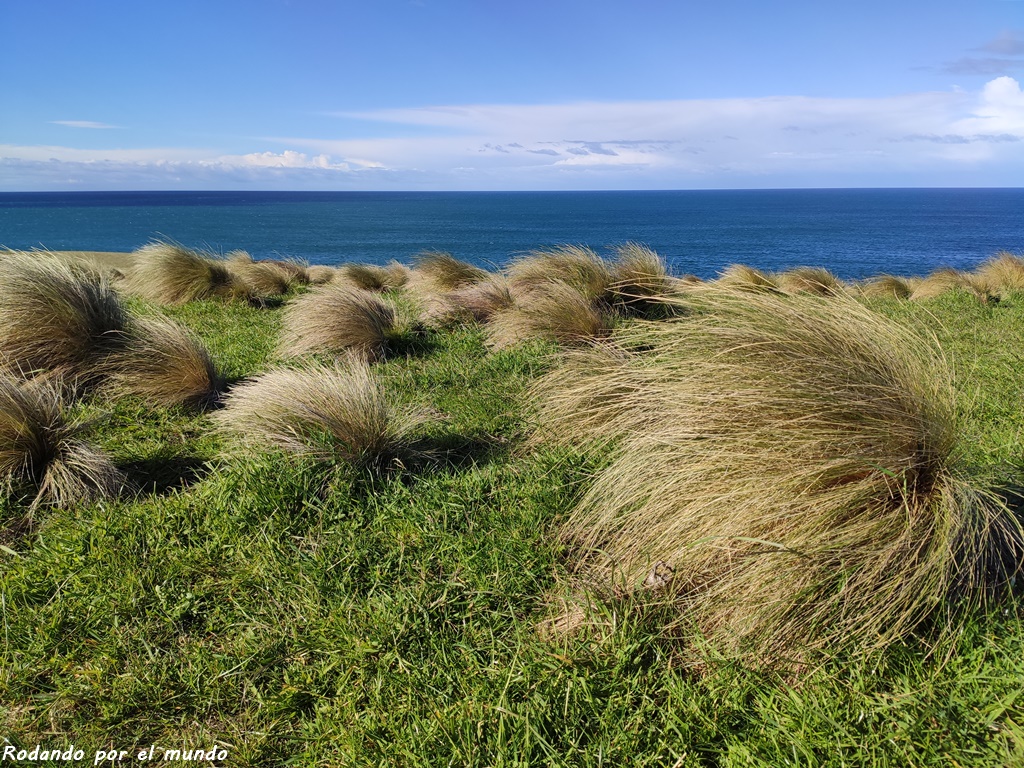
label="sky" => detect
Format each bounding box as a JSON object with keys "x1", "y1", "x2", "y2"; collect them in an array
[{"x1": 2, "y1": 0, "x2": 1024, "y2": 191}]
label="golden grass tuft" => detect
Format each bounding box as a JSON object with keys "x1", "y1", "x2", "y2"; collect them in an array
[
  {"x1": 421, "y1": 275, "x2": 518, "y2": 328},
  {"x1": 532, "y1": 289, "x2": 1023, "y2": 660},
  {"x1": 607, "y1": 243, "x2": 676, "y2": 314},
  {"x1": 306, "y1": 265, "x2": 338, "y2": 285},
  {"x1": 909, "y1": 268, "x2": 993, "y2": 302},
  {"x1": 410, "y1": 251, "x2": 490, "y2": 293},
  {"x1": 384, "y1": 260, "x2": 412, "y2": 288},
  {"x1": 338, "y1": 263, "x2": 406, "y2": 292},
  {"x1": 714, "y1": 263, "x2": 780, "y2": 292},
  {"x1": 972, "y1": 251, "x2": 1024, "y2": 298},
  {"x1": 0, "y1": 251, "x2": 128, "y2": 385},
  {"x1": 505, "y1": 245, "x2": 614, "y2": 300},
  {"x1": 100, "y1": 315, "x2": 224, "y2": 409},
  {"x1": 0, "y1": 375, "x2": 124, "y2": 508},
  {"x1": 773, "y1": 266, "x2": 846, "y2": 296},
  {"x1": 226, "y1": 252, "x2": 293, "y2": 297},
  {"x1": 278, "y1": 284, "x2": 403, "y2": 362},
  {"x1": 122, "y1": 241, "x2": 251, "y2": 305},
  {"x1": 485, "y1": 281, "x2": 616, "y2": 350},
  {"x1": 857, "y1": 274, "x2": 914, "y2": 299},
  {"x1": 211, "y1": 359, "x2": 431, "y2": 469}
]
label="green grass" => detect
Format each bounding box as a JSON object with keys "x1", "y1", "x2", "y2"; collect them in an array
[{"x1": 1, "y1": 290, "x2": 1023, "y2": 766}]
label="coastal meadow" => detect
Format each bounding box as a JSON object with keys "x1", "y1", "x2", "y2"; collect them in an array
[{"x1": 0, "y1": 246, "x2": 1022, "y2": 766}]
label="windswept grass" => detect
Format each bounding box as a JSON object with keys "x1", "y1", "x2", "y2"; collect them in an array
[
  {"x1": 212, "y1": 359, "x2": 432, "y2": 469},
  {"x1": 305, "y1": 264, "x2": 338, "y2": 285},
  {"x1": 533, "y1": 289, "x2": 1023, "y2": 661},
  {"x1": 226, "y1": 251, "x2": 292, "y2": 297},
  {"x1": 973, "y1": 250, "x2": 1024, "y2": 299},
  {"x1": 857, "y1": 274, "x2": 915, "y2": 299},
  {"x1": 0, "y1": 375, "x2": 124, "y2": 509},
  {"x1": 410, "y1": 251, "x2": 490, "y2": 293},
  {"x1": 278, "y1": 283, "x2": 414, "y2": 362},
  {"x1": 0, "y1": 251, "x2": 128, "y2": 386},
  {"x1": 607, "y1": 243, "x2": 676, "y2": 316},
  {"x1": 506, "y1": 245, "x2": 615, "y2": 300},
  {"x1": 774, "y1": 266, "x2": 846, "y2": 296},
  {"x1": 486, "y1": 281, "x2": 617, "y2": 349},
  {"x1": 122, "y1": 241, "x2": 251, "y2": 305},
  {"x1": 910, "y1": 268, "x2": 993, "y2": 302},
  {"x1": 337, "y1": 262, "x2": 407, "y2": 292},
  {"x1": 101, "y1": 314, "x2": 224, "y2": 409},
  {"x1": 421, "y1": 274, "x2": 518, "y2": 328},
  {"x1": 714, "y1": 263, "x2": 780, "y2": 291},
  {"x1": 2, "y1": 254, "x2": 1024, "y2": 766}
]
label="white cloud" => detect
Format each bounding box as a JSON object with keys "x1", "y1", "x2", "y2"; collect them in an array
[
  {"x1": 50, "y1": 120, "x2": 123, "y2": 129},
  {"x1": 5, "y1": 78, "x2": 1024, "y2": 190}
]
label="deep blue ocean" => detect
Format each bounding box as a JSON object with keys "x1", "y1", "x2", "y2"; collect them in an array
[{"x1": 0, "y1": 189, "x2": 1021, "y2": 280}]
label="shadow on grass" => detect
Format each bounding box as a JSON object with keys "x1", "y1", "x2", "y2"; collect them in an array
[
  {"x1": 385, "y1": 330, "x2": 438, "y2": 361},
  {"x1": 122, "y1": 454, "x2": 212, "y2": 496},
  {"x1": 422, "y1": 432, "x2": 512, "y2": 470},
  {"x1": 0, "y1": 509, "x2": 37, "y2": 552}
]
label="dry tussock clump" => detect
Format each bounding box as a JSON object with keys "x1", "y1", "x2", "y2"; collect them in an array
[
  {"x1": 607, "y1": 243, "x2": 676, "y2": 315},
  {"x1": 263, "y1": 258, "x2": 310, "y2": 286},
  {"x1": 338, "y1": 263, "x2": 406, "y2": 292},
  {"x1": 0, "y1": 251, "x2": 128, "y2": 385},
  {"x1": 774, "y1": 266, "x2": 846, "y2": 296},
  {"x1": 857, "y1": 274, "x2": 914, "y2": 299},
  {"x1": 972, "y1": 251, "x2": 1024, "y2": 298},
  {"x1": 422, "y1": 275, "x2": 518, "y2": 328},
  {"x1": 506, "y1": 245, "x2": 615, "y2": 300},
  {"x1": 101, "y1": 315, "x2": 223, "y2": 409},
  {"x1": 533, "y1": 289, "x2": 1023, "y2": 660},
  {"x1": 212, "y1": 359, "x2": 431, "y2": 469},
  {"x1": 0, "y1": 375, "x2": 124, "y2": 508},
  {"x1": 385, "y1": 260, "x2": 412, "y2": 289},
  {"x1": 278, "y1": 284, "x2": 402, "y2": 362},
  {"x1": 409, "y1": 251, "x2": 490, "y2": 294},
  {"x1": 122, "y1": 242, "x2": 251, "y2": 305},
  {"x1": 714, "y1": 264, "x2": 780, "y2": 292},
  {"x1": 486, "y1": 281, "x2": 616, "y2": 350},
  {"x1": 306, "y1": 265, "x2": 338, "y2": 285},
  {"x1": 909, "y1": 268, "x2": 993, "y2": 302},
  {"x1": 226, "y1": 251, "x2": 292, "y2": 297}
]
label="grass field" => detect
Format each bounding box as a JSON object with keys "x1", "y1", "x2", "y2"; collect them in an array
[{"x1": 1, "y1": 280, "x2": 1023, "y2": 766}]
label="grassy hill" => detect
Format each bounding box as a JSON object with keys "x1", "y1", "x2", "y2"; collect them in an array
[{"x1": 1, "y1": 254, "x2": 1022, "y2": 766}]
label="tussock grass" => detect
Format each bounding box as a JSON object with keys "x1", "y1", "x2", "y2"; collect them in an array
[
  {"x1": 122, "y1": 241, "x2": 251, "y2": 305},
  {"x1": 714, "y1": 263, "x2": 780, "y2": 291},
  {"x1": 607, "y1": 243, "x2": 676, "y2": 315},
  {"x1": 338, "y1": 263, "x2": 405, "y2": 292},
  {"x1": 212, "y1": 359, "x2": 431, "y2": 469},
  {"x1": 774, "y1": 266, "x2": 846, "y2": 296},
  {"x1": 858, "y1": 274, "x2": 914, "y2": 299},
  {"x1": 226, "y1": 251, "x2": 292, "y2": 297},
  {"x1": 486, "y1": 281, "x2": 616, "y2": 350},
  {"x1": 506, "y1": 245, "x2": 615, "y2": 300},
  {"x1": 410, "y1": 251, "x2": 489, "y2": 293},
  {"x1": 910, "y1": 268, "x2": 993, "y2": 302},
  {"x1": 101, "y1": 315, "x2": 224, "y2": 409},
  {"x1": 278, "y1": 284, "x2": 405, "y2": 362},
  {"x1": 422, "y1": 275, "x2": 518, "y2": 328},
  {"x1": 0, "y1": 251, "x2": 128, "y2": 385},
  {"x1": 0, "y1": 375, "x2": 124, "y2": 508},
  {"x1": 973, "y1": 251, "x2": 1024, "y2": 298},
  {"x1": 305, "y1": 265, "x2": 338, "y2": 285},
  {"x1": 533, "y1": 289, "x2": 1023, "y2": 660},
  {"x1": 263, "y1": 257, "x2": 310, "y2": 286}
]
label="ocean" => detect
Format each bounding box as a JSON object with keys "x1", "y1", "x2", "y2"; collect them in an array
[{"x1": 0, "y1": 189, "x2": 1021, "y2": 280}]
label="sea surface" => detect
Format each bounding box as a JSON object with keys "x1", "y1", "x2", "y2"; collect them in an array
[{"x1": 0, "y1": 189, "x2": 1021, "y2": 280}]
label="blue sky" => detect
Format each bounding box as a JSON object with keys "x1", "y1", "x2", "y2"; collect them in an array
[{"x1": 2, "y1": 0, "x2": 1023, "y2": 190}]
